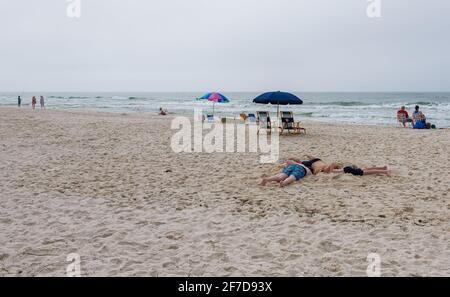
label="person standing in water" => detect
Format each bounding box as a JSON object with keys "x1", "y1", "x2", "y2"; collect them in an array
[
  {"x1": 32, "y1": 96, "x2": 37, "y2": 110},
  {"x1": 18, "y1": 96, "x2": 22, "y2": 108},
  {"x1": 40, "y1": 96, "x2": 45, "y2": 110}
]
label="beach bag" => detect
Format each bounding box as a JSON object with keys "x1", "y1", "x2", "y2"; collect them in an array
[{"x1": 413, "y1": 120, "x2": 426, "y2": 129}]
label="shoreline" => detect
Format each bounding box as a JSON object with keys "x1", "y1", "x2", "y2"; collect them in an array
[{"x1": 2, "y1": 106, "x2": 447, "y2": 129}]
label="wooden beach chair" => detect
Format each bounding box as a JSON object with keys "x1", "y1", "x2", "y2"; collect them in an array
[{"x1": 280, "y1": 111, "x2": 306, "y2": 135}]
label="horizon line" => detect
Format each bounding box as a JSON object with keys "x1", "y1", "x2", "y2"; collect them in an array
[{"x1": 2, "y1": 91, "x2": 450, "y2": 94}]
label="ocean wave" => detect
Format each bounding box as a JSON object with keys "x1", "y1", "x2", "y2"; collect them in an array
[
  {"x1": 409, "y1": 101, "x2": 438, "y2": 106},
  {"x1": 305, "y1": 101, "x2": 450, "y2": 109},
  {"x1": 48, "y1": 95, "x2": 99, "y2": 100},
  {"x1": 298, "y1": 112, "x2": 313, "y2": 117},
  {"x1": 308, "y1": 101, "x2": 371, "y2": 106},
  {"x1": 3, "y1": 92, "x2": 450, "y2": 127}
]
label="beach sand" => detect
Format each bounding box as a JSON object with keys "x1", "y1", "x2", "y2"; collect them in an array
[{"x1": 0, "y1": 107, "x2": 449, "y2": 276}]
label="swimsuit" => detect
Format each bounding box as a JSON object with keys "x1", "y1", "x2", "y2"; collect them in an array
[
  {"x1": 302, "y1": 158, "x2": 321, "y2": 174},
  {"x1": 282, "y1": 164, "x2": 308, "y2": 181},
  {"x1": 343, "y1": 166, "x2": 364, "y2": 176}
]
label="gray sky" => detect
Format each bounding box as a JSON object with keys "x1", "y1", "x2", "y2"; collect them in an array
[{"x1": 1, "y1": 0, "x2": 449, "y2": 92}]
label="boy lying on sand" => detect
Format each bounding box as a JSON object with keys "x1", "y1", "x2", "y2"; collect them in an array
[
  {"x1": 332, "y1": 165, "x2": 391, "y2": 176},
  {"x1": 289, "y1": 155, "x2": 392, "y2": 177},
  {"x1": 260, "y1": 159, "x2": 312, "y2": 187}
]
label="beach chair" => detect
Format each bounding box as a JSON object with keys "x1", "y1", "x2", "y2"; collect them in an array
[
  {"x1": 397, "y1": 113, "x2": 412, "y2": 127},
  {"x1": 256, "y1": 111, "x2": 272, "y2": 134},
  {"x1": 280, "y1": 111, "x2": 306, "y2": 135}
]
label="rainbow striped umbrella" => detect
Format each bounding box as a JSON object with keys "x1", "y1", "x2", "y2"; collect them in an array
[
  {"x1": 197, "y1": 92, "x2": 229, "y2": 115},
  {"x1": 199, "y1": 92, "x2": 230, "y2": 103}
]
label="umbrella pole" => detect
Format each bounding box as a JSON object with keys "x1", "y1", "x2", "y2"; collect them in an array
[{"x1": 277, "y1": 103, "x2": 280, "y2": 131}]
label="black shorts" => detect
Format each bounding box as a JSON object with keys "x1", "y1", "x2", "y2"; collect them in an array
[{"x1": 343, "y1": 166, "x2": 364, "y2": 176}]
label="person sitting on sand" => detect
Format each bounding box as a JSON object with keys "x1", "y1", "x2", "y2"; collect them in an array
[
  {"x1": 397, "y1": 106, "x2": 412, "y2": 127},
  {"x1": 332, "y1": 165, "x2": 391, "y2": 176},
  {"x1": 260, "y1": 159, "x2": 312, "y2": 187},
  {"x1": 412, "y1": 105, "x2": 427, "y2": 128},
  {"x1": 288, "y1": 155, "x2": 337, "y2": 175},
  {"x1": 158, "y1": 107, "x2": 167, "y2": 115}
]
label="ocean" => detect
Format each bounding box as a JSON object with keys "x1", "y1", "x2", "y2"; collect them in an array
[{"x1": 2, "y1": 92, "x2": 450, "y2": 128}]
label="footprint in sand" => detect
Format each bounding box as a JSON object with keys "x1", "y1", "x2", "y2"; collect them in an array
[
  {"x1": 318, "y1": 240, "x2": 341, "y2": 253},
  {"x1": 0, "y1": 253, "x2": 9, "y2": 261},
  {"x1": 165, "y1": 232, "x2": 184, "y2": 241}
]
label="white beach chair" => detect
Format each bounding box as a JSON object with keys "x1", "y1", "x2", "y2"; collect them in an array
[{"x1": 256, "y1": 111, "x2": 272, "y2": 134}]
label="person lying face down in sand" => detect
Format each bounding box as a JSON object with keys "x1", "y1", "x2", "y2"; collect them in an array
[
  {"x1": 288, "y1": 155, "x2": 338, "y2": 175},
  {"x1": 332, "y1": 165, "x2": 391, "y2": 176},
  {"x1": 292, "y1": 156, "x2": 391, "y2": 177},
  {"x1": 260, "y1": 159, "x2": 313, "y2": 187}
]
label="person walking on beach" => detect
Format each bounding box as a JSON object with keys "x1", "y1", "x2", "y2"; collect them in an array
[
  {"x1": 18, "y1": 96, "x2": 22, "y2": 108},
  {"x1": 40, "y1": 96, "x2": 45, "y2": 110},
  {"x1": 32, "y1": 96, "x2": 37, "y2": 110}
]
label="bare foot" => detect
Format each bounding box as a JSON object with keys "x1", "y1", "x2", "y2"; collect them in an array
[
  {"x1": 259, "y1": 178, "x2": 268, "y2": 186},
  {"x1": 279, "y1": 181, "x2": 286, "y2": 188},
  {"x1": 382, "y1": 166, "x2": 388, "y2": 170},
  {"x1": 386, "y1": 170, "x2": 392, "y2": 177}
]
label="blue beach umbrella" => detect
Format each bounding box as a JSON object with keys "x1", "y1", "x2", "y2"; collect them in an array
[
  {"x1": 253, "y1": 91, "x2": 303, "y2": 119},
  {"x1": 253, "y1": 91, "x2": 303, "y2": 105}
]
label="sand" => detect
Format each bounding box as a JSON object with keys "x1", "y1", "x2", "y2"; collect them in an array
[{"x1": 0, "y1": 107, "x2": 449, "y2": 276}]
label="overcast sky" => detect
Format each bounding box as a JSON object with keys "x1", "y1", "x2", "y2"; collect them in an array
[{"x1": 0, "y1": 0, "x2": 449, "y2": 92}]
